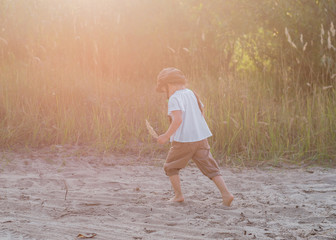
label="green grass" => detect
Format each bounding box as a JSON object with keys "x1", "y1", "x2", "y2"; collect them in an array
[{"x1": 196, "y1": 73, "x2": 336, "y2": 165}]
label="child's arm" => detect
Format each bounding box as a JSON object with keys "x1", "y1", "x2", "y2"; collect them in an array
[{"x1": 157, "y1": 110, "x2": 182, "y2": 145}]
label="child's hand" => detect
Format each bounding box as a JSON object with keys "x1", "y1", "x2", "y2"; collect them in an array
[
  {"x1": 157, "y1": 134, "x2": 169, "y2": 145},
  {"x1": 157, "y1": 110, "x2": 181, "y2": 145}
]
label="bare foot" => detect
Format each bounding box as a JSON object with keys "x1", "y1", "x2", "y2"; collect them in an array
[
  {"x1": 169, "y1": 196, "x2": 184, "y2": 203},
  {"x1": 222, "y1": 194, "x2": 234, "y2": 207}
]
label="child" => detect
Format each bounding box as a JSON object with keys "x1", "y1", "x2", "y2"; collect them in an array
[{"x1": 156, "y1": 67, "x2": 234, "y2": 206}]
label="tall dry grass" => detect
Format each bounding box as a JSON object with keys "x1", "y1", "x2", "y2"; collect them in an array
[
  {"x1": 1, "y1": 59, "x2": 335, "y2": 164},
  {"x1": 196, "y1": 73, "x2": 336, "y2": 165},
  {"x1": 0, "y1": 0, "x2": 335, "y2": 165}
]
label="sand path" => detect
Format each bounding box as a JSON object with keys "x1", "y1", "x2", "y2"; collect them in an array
[{"x1": 0, "y1": 148, "x2": 335, "y2": 239}]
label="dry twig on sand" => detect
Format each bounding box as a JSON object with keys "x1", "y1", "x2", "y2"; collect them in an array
[{"x1": 63, "y1": 179, "x2": 68, "y2": 200}]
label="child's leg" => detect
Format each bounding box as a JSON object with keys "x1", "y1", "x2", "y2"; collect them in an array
[
  {"x1": 192, "y1": 139, "x2": 234, "y2": 206},
  {"x1": 169, "y1": 174, "x2": 184, "y2": 202},
  {"x1": 212, "y1": 175, "x2": 234, "y2": 206},
  {"x1": 164, "y1": 142, "x2": 193, "y2": 202}
]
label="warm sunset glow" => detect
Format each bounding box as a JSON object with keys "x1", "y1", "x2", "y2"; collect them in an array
[
  {"x1": 0, "y1": 0, "x2": 335, "y2": 161},
  {"x1": 1, "y1": 2, "x2": 336, "y2": 239}
]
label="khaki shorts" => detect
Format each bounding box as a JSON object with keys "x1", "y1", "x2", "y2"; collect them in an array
[{"x1": 164, "y1": 139, "x2": 221, "y2": 179}]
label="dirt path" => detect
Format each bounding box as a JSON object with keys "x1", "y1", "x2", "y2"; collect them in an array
[{"x1": 0, "y1": 148, "x2": 335, "y2": 239}]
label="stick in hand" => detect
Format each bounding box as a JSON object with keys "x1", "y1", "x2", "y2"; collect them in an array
[{"x1": 145, "y1": 119, "x2": 159, "y2": 139}]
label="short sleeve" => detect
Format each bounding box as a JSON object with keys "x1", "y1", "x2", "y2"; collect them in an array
[{"x1": 168, "y1": 96, "x2": 184, "y2": 116}]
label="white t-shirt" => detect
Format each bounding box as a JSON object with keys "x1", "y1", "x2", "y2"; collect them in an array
[{"x1": 168, "y1": 88, "x2": 212, "y2": 142}]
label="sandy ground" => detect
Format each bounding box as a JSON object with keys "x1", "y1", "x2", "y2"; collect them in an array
[{"x1": 0, "y1": 147, "x2": 335, "y2": 240}]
